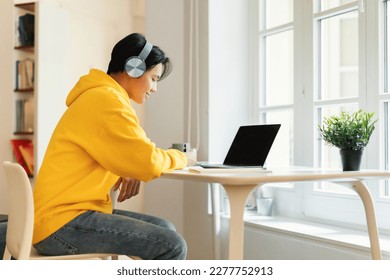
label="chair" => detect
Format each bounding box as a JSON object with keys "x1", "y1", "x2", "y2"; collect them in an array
[{"x1": 2, "y1": 161, "x2": 121, "y2": 260}]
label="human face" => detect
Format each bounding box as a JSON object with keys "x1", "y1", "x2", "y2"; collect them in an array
[{"x1": 125, "y1": 63, "x2": 163, "y2": 104}]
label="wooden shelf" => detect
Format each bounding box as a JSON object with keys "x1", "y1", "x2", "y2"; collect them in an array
[
  {"x1": 15, "y1": 3, "x2": 35, "y2": 12},
  {"x1": 13, "y1": 131, "x2": 34, "y2": 136},
  {"x1": 14, "y1": 45, "x2": 34, "y2": 52},
  {"x1": 15, "y1": 88, "x2": 34, "y2": 93}
]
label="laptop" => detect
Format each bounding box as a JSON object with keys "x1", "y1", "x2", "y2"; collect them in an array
[{"x1": 196, "y1": 124, "x2": 281, "y2": 169}]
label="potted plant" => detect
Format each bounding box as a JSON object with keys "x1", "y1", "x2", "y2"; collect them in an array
[{"x1": 318, "y1": 109, "x2": 377, "y2": 171}]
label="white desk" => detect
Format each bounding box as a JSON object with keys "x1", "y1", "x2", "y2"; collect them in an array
[{"x1": 161, "y1": 167, "x2": 390, "y2": 260}]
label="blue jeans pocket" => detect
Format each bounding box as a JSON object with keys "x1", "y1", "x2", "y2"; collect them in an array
[{"x1": 34, "y1": 233, "x2": 79, "y2": 255}]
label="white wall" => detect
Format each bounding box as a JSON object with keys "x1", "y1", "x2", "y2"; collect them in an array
[{"x1": 208, "y1": 0, "x2": 252, "y2": 161}]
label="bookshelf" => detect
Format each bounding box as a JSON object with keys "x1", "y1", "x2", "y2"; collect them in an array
[
  {"x1": 12, "y1": 2, "x2": 35, "y2": 177},
  {"x1": 7, "y1": 0, "x2": 68, "y2": 180}
]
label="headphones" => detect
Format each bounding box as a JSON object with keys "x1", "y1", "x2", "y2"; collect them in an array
[{"x1": 124, "y1": 41, "x2": 153, "y2": 78}]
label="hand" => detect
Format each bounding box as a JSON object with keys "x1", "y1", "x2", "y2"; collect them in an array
[{"x1": 112, "y1": 177, "x2": 140, "y2": 202}]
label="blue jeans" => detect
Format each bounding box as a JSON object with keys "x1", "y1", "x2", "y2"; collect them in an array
[{"x1": 33, "y1": 209, "x2": 187, "y2": 260}]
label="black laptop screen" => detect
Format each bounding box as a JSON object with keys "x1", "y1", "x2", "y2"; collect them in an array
[{"x1": 223, "y1": 124, "x2": 281, "y2": 166}]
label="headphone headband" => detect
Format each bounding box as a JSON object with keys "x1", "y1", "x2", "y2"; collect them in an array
[{"x1": 138, "y1": 41, "x2": 153, "y2": 61}]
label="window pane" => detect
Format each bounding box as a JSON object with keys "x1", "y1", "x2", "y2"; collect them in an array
[
  {"x1": 264, "y1": 30, "x2": 294, "y2": 106},
  {"x1": 383, "y1": 2, "x2": 390, "y2": 199},
  {"x1": 265, "y1": 0, "x2": 293, "y2": 29},
  {"x1": 383, "y1": 102, "x2": 390, "y2": 198},
  {"x1": 260, "y1": 110, "x2": 293, "y2": 167},
  {"x1": 319, "y1": 11, "x2": 358, "y2": 100},
  {"x1": 320, "y1": 0, "x2": 356, "y2": 11},
  {"x1": 385, "y1": 0, "x2": 390, "y2": 93}
]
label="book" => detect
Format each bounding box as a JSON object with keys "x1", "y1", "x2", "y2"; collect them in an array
[
  {"x1": 19, "y1": 143, "x2": 34, "y2": 175},
  {"x1": 15, "y1": 99, "x2": 26, "y2": 133},
  {"x1": 15, "y1": 59, "x2": 34, "y2": 90},
  {"x1": 18, "y1": 13, "x2": 34, "y2": 46},
  {"x1": 10, "y1": 139, "x2": 34, "y2": 177}
]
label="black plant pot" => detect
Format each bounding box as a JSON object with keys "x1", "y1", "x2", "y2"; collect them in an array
[{"x1": 339, "y1": 149, "x2": 363, "y2": 171}]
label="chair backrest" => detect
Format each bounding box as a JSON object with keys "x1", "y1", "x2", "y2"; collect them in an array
[{"x1": 2, "y1": 161, "x2": 34, "y2": 260}]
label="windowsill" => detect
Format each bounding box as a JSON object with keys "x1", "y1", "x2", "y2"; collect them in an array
[{"x1": 222, "y1": 212, "x2": 390, "y2": 258}]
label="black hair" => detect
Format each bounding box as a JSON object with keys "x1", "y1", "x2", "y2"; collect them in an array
[{"x1": 107, "y1": 33, "x2": 172, "y2": 80}]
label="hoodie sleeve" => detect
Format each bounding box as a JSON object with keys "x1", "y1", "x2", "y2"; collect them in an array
[{"x1": 67, "y1": 86, "x2": 187, "y2": 182}]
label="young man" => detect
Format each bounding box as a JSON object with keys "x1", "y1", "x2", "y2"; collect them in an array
[{"x1": 32, "y1": 33, "x2": 188, "y2": 260}]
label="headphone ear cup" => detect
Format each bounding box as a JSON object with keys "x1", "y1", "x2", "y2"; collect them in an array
[{"x1": 125, "y1": 57, "x2": 146, "y2": 78}]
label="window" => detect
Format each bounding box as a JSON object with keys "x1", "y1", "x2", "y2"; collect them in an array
[
  {"x1": 314, "y1": 2, "x2": 359, "y2": 194},
  {"x1": 258, "y1": 0, "x2": 294, "y2": 168},
  {"x1": 254, "y1": 0, "x2": 390, "y2": 229}
]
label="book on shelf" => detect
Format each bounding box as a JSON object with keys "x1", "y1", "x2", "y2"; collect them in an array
[
  {"x1": 10, "y1": 139, "x2": 34, "y2": 177},
  {"x1": 15, "y1": 99, "x2": 26, "y2": 133},
  {"x1": 18, "y1": 13, "x2": 34, "y2": 47},
  {"x1": 19, "y1": 144, "x2": 34, "y2": 175},
  {"x1": 15, "y1": 59, "x2": 34, "y2": 90},
  {"x1": 15, "y1": 99, "x2": 34, "y2": 134}
]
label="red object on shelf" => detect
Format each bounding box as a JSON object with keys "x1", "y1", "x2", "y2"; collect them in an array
[{"x1": 10, "y1": 139, "x2": 34, "y2": 177}]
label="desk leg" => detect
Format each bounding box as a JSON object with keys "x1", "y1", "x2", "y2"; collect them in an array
[
  {"x1": 341, "y1": 181, "x2": 382, "y2": 260},
  {"x1": 222, "y1": 184, "x2": 259, "y2": 260},
  {"x1": 210, "y1": 183, "x2": 221, "y2": 259}
]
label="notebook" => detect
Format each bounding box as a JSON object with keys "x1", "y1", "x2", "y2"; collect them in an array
[{"x1": 196, "y1": 124, "x2": 281, "y2": 169}]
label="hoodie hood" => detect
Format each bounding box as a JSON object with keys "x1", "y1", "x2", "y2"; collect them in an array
[{"x1": 66, "y1": 69, "x2": 125, "y2": 107}]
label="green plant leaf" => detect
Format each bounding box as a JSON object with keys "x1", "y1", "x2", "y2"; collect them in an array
[{"x1": 318, "y1": 109, "x2": 377, "y2": 151}]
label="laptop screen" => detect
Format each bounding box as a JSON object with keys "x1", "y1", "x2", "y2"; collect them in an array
[{"x1": 223, "y1": 124, "x2": 281, "y2": 166}]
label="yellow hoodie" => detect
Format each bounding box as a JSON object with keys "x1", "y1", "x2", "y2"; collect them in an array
[{"x1": 33, "y1": 69, "x2": 187, "y2": 244}]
